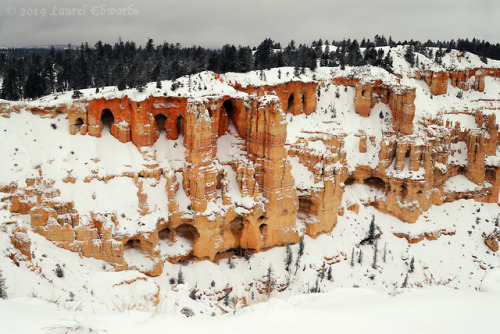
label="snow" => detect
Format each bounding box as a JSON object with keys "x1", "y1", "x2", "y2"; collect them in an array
[
  {"x1": 1, "y1": 287, "x2": 499, "y2": 334},
  {"x1": 480, "y1": 268, "x2": 500, "y2": 292},
  {"x1": 443, "y1": 175, "x2": 491, "y2": 193},
  {"x1": 123, "y1": 248, "x2": 155, "y2": 273},
  {"x1": 449, "y1": 142, "x2": 468, "y2": 166},
  {"x1": 1, "y1": 46, "x2": 500, "y2": 332},
  {"x1": 289, "y1": 156, "x2": 315, "y2": 189}
]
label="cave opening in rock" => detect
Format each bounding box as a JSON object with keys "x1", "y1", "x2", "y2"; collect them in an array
[
  {"x1": 100, "y1": 109, "x2": 114, "y2": 131},
  {"x1": 298, "y1": 196, "x2": 313, "y2": 214},
  {"x1": 154, "y1": 113, "x2": 168, "y2": 135},
  {"x1": 287, "y1": 93, "x2": 295, "y2": 113},
  {"x1": 344, "y1": 177, "x2": 355, "y2": 186},
  {"x1": 229, "y1": 216, "x2": 244, "y2": 239},
  {"x1": 75, "y1": 117, "x2": 84, "y2": 132},
  {"x1": 259, "y1": 223, "x2": 268, "y2": 239},
  {"x1": 301, "y1": 94, "x2": 306, "y2": 107},
  {"x1": 158, "y1": 227, "x2": 174, "y2": 242},
  {"x1": 364, "y1": 177, "x2": 385, "y2": 191},
  {"x1": 223, "y1": 99, "x2": 234, "y2": 116},
  {"x1": 174, "y1": 224, "x2": 199, "y2": 243},
  {"x1": 220, "y1": 99, "x2": 235, "y2": 134},
  {"x1": 401, "y1": 184, "x2": 408, "y2": 197},
  {"x1": 176, "y1": 115, "x2": 185, "y2": 137},
  {"x1": 124, "y1": 238, "x2": 141, "y2": 250}
]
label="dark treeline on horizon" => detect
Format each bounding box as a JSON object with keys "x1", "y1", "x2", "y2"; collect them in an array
[{"x1": 1, "y1": 36, "x2": 499, "y2": 101}]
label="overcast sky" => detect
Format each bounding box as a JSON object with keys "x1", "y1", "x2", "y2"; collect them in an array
[{"x1": 0, "y1": 0, "x2": 499, "y2": 48}]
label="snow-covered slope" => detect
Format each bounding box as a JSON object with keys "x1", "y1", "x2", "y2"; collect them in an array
[{"x1": 1, "y1": 46, "x2": 500, "y2": 333}]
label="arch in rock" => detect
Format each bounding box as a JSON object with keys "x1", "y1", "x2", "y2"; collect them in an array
[
  {"x1": 218, "y1": 99, "x2": 236, "y2": 136},
  {"x1": 364, "y1": 176, "x2": 386, "y2": 191},
  {"x1": 176, "y1": 114, "x2": 185, "y2": 137},
  {"x1": 229, "y1": 216, "x2": 244, "y2": 240},
  {"x1": 154, "y1": 113, "x2": 168, "y2": 135},
  {"x1": 298, "y1": 195, "x2": 313, "y2": 214},
  {"x1": 158, "y1": 227, "x2": 174, "y2": 242},
  {"x1": 74, "y1": 117, "x2": 84, "y2": 132},
  {"x1": 259, "y1": 223, "x2": 268, "y2": 239},
  {"x1": 287, "y1": 93, "x2": 295, "y2": 113},
  {"x1": 100, "y1": 109, "x2": 114, "y2": 132},
  {"x1": 344, "y1": 177, "x2": 356, "y2": 186},
  {"x1": 174, "y1": 224, "x2": 199, "y2": 243},
  {"x1": 124, "y1": 238, "x2": 142, "y2": 250}
]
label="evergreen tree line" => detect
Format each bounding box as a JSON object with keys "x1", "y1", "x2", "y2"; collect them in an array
[{"x1": 1, "y1": 36, "x2": 499, "y2": 101}]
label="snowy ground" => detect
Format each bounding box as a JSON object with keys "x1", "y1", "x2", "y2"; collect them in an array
[{"x1": 1, "y1": 285, "x2": 499, "y2": 334}]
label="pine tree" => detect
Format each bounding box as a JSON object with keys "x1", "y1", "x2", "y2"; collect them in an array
[
  {"x1": 298, "y1": 237, "x2": 304, "y2": 258},
  {"x1": 404, "y1": 45, "x2": 415, "y2": 67},
  {"x1": 402, "y1": 273, "x2": 409, "y2": 288},
  {"x1": 372, "y1": 241, "x2": 378, "y2": 269},
  {"x1": 255, "y1": 38, "x2": 274, "y2": 70},
  {"x1": 327, "y1": 267, "x2": 333, "y2": 281},
  {"x1": 285, "y1": 242, "x2": 293, "y2": 272},
  {"x1": 368, "y1": 215, "x2": 376, "y2": 245},
  {"x1": 265, "y1": 265, "x2": 274, "y2": 296},
  {"x1": 358, "y1": 250, "x2": 363, "y2": 264},
  {"x1": 117, "y1": 76, "x2": 127, "y2": 91},
  {"x1": 223, "y1": 284, "x2": 231, "y2": 306},
  {"x1": 319, "y1": 262, "x2": 326, "y2": 280},
  {"x1": 409, "y1": 257, "x2": 415, "y2": 273},
  {"x1": 0, "y1": 269, "x2": 7, "y2": 299},
  {"x1": 383, "y1": 243, "x2": 387, "y2": 263},
  {"x1": 135, "y1": 73, "x2": 147, "y2": 92},
  {"x1": 1, "y1": 66, "x2": 20, "y2": 101},
  {"x1": 177, "y1": 269, "x2": 185, "y2": 284},
  {"x1": 189, "y1": 287, "x2": 197, "y2": 300},
  {"x1": 350, "y1": 247, "x2": 355, "y2": 267}
]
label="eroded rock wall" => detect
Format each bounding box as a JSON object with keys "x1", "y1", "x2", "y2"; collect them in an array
[{"x1": 2, "y1": 69, "x2": 500, "y2": 276}]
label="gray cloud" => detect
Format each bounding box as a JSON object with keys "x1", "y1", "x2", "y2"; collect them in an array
[{"x1": 0, "y1": 0, "x2": 498, "y2": 48}]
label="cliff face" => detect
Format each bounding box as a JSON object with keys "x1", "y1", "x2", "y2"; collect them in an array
[
  {"x1": 2, "y1": 66, "x2": 500, "y2": 276},
  {"x1": 416, "y1": 68, "x2": 500, "y2": 95}
]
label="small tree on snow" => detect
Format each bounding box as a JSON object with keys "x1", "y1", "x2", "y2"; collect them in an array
[
  {"x1": 327, "y1": 267, "x2": 333, "y2": 281},
  {"x1": 298, "y1": 237, "x2": 304, "y2": 258},
  {"x1": 409, "y1": 257, "x2": 415, "y2": 273},
  {"x1": 223, "y1": 284, "x2": 231, "y2": 307},
  {"x1": 266, "y1": 265, "x2": 275, "y2": 296},
  {"x1": 368, "y1": 215, "x2": 376, "y2": 245},
  {"x1": 55, "y1": 264, "x2": 64, "y2": 278},
  {"x1": 402, "y1": 273, "x2": 409, "y2": 288},
  {"x1": 372, "y1": 241, "x2": 378, "y2": 269},
  {"x1": 383, "y1": 243, "x2": 387, "y2": 263},
  {"x1": 285, "y1": 242, "x2": 293, "y2": 272},
  {"x1": 177, "y1": 269, "x2": 185, "y2": 284},
  {"x1": 319, "y1": 262, "x2": 326, "y2": 280},
  {"x1": 295, "y1": 237, "x2": 305, "y2": 273},
  {"x1": 0, "y1": 269, "x2": 7, "y2": 299}
]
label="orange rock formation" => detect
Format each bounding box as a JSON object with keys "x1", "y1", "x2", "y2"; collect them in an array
[{"x1": 2, "y1": 68, "x2": 500, "y2": 276}]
